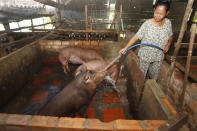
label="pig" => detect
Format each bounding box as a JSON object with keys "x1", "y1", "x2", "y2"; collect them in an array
[
  {"x1": 38, "y1": 70, "x2": 105, "y2": 117},
  {"x1": 58, "y1": 47, "x2": 104, "y2": 73},
  {"x1": 75, "y1": 60, "x2": 122, "y2": 93}
]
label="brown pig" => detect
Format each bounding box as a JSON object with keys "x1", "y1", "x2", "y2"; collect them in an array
[
  {"x1": 38, "y1": 70, "x2": 105, "y2": 117},
  {"x1": 75, "y1": 60, "x2": 121, "y2": 92},
  {"x1": 58, "y1": 47, "x2": 104, "y2": 73}
]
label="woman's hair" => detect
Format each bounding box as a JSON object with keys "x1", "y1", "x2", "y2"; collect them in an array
[{"x1": 154, "y1": 0, "x2": 171, "y2": 12}]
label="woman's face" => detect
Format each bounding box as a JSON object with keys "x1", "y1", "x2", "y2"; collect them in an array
[{"x1": 153, "y1": 5, "x2": 168, "y2": 22}]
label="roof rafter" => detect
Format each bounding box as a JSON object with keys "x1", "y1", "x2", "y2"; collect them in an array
[{"x1": 34, "y1": 0, "x2": 72, "y2": 9}]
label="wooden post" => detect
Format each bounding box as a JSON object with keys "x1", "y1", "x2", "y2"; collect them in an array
[
  {"x1": 3, "y1": 21, "x2": 14, "y2": 42},
  {"x1": 31, "y1": 19, "x2": 34, "y2": 32},
  {"x1": 57, "y1": 0, "x2": 62, "y2": 23},
  {"x1": 85, "y1": 5, "x2": 89, "y2": 40},
  {"x1": 8, "y1": 36, "x2": 14, "y2": 42},
  {"x1": 89, "y1": 16, "x2": 92, "y2": 30},
  {"x1": 42, "y1": 17, "x2": 46, "y2": 31},
  {"x1": 90, "y1": 24, "x2": 92, "y2": 30},
  {"x1": 163, "y1": 0, "x2": 195, "y2": 94},
  {"x1": 3, "y1": 22, "x2": 10, "y2": 31},
  {"x1": 0, "y1": 24, "x2": 9, "y2": 57},
  {"x1": 187, "y1": 0, "x2": 197, "y2": 30},
  {"x1": 0, "y1": 33, "x2": 5, "y2": 57},
  {"x1": 17, "y1": 22, "x2": 20, "y2": 31},
  {"x1": 119, "y1": 4, "x2": 122, "y2": 32},
  {"x1": 118, "y1": 4, "x2": 122, "y2": 41},
  {"x1": 179, "y1": 24, "x2": 196, "y2": 109},
  {"x1": 109, "y1": 11, "x2": 117, "y2": 29}
]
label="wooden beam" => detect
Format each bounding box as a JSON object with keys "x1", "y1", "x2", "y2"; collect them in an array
[
  {"x1": 173, "y1": 56, "x2": 197, "y2": 59},
  {"x1": 85, "y1": 5, "x2": 89, "y2": 30},
  {"x1": 179, "y1": 24, "x2": 196, "y2": 109},
  {"x1": 31, "y1": 19, "x2": 34, "y2": 32},
  {"x1": 63, "y1": 0, "x2": 72, "y2": 7},
  {"x1": 31, "y1": 28, "x2": 117, "y2": 33},
  {"x1": 0, "y1": 10, "x2": 25, "y2": 17},
  {"x1": 9, "y1": 32, "x2": 47, "y2": 35},
  {"x1": 163, "y1": 0, "x2": 195, "y2": 94},
  {"x1": 110, "y1": 12, "x2": 117, "y2": 29},
  {"x1": 0, "y1": 19, "x2": 81, "y2": 33},
  {"x1": 157, "y1": 112, "x2": 188, "y2": 131},
  {"x1": 34, "y1": 0, "x2": 60, "y2": 8},
  {"x1": 58, "y1": 29, "x2": 116, "y2": 33},
  {"x1": 90, "y1": 22, "x2": 116, "y2": 25},
  {"x1": 0, "y1": 22, "x2": 55, "y2": 33},
  {"x1": 119, "y1": 4, "x2": 122, "y2": 32},
  {"x1": 57, "y1": 0, "x2": 62, "y2": 22},
  {"x1": 34, "y1": 0, "x2": 71, "y2": 9},
  {"x1": 0, "y1": 36, "x2": 37, "y2": 48},
  {"x1": 0, "y1": 27, "x2": 61, "y2": 57},
  {"x1": 57, "y1": 0, "x2": 72, "y2": 9},
  {"x1": 85, "y1": 5, "x2": 89, "y2": 40},
  {"x1": 0, "y1": 33, "x2": 7, "y2": 39},
  {"x1": 118, "y1": 4, "x2": 122, "y2": 41},
  {"x1": 8, "y1": 36, "x2": 14, "y2": 42},
  {"x1": 3, "y1": 22, "x2": 10, "y2": 31},
  {"x1": 175, "y1": 42, "x2": 197, "y2": 48},
  {"x1": 165, "y1": 55, "x2": 197, "y2": 81},
  {"x1": 1, "y1": 35, "x2": 38, "y2": 57},
  {"x1": 0, "y1": 10, "x2": 52, "y2": 20}
]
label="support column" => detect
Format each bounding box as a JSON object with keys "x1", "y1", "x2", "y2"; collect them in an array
[
  {"x1": 85, "y1": 5, "x2": 89, "y2": 40},
  {"x1": 31, "y1": 19, "x2": 34, "y2": 32},
  {"x1": 3, "y1": 22, "x2": 10, "y2": 31},
  {"x1": 163, "y1": 0, "x2": 195, "y2": 94},
  {"x1": 42, "y1": 17, "x2": 46, "y2": 31},
  {"x1": 0, "y1": 23, "x2": 9, "y2": 57},
  {"x1": 179, "y1": 24, "x2": 196, "y2": 109},
  {"x1": 118, "y1": 4, "x2": 122, "y2": 41},
  {"x1": 57, "y1": 0, "x2": 62, "y2": 23},
  {"x1": 3, "y1": 22, "x2": 14, "y2": 42}
]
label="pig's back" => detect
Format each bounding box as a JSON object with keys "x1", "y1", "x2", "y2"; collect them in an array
[
  {"x1": 59, "y1": 47, "x2": 104, "y2": 61},
  {"x1": 38, "y1": 73, "x2": 92, "y2": 117},
  {"x1": 84, "y1": 60, "x2": 108, "y2": 71}
]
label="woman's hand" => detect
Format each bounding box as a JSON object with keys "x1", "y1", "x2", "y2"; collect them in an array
[
  {"x1": 119, "y1": 34, "x2": 139, "y2": 55},
  {"x1": 163, "y1": 35, "x2": 173, "y2": 53},
  {"x1": 119, "y1": 47, "x2": 127, "y2": 55},
  {"x1": 163, "y1": 47, "x2": 169, "y2": 53}
]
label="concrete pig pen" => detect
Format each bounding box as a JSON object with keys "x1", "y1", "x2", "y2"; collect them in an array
[{"x1": 0, "y1": 40, "x2": 185, "y2": 131}]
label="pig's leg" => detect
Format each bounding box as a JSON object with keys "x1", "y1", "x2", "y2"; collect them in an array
[
  {"x1": 59, "y1": 55, "x2": 70, "y2": 74},
  {"x1": 62, "y1": 61, "x2": 69, "y2": 74},
  {"x1": 78, "y1": 104, "x2": 89, "y2": 118}
]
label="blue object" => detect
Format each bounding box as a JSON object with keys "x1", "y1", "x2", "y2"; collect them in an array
[
  {"x1": 103, "y1": 43, "x2": 163, "y2": 71},
  {"x1": 124, "y1": 43, "x2": 163, "y2": 53}
]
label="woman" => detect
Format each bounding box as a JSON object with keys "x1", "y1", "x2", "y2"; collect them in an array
[{"x1": 119, "y1": 0, "x2": 173, "y2": 80}]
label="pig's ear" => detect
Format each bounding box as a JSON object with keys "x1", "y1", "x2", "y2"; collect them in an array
[{"x1": 84, "y1": 75, "x2": 90, "y2": 84}]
